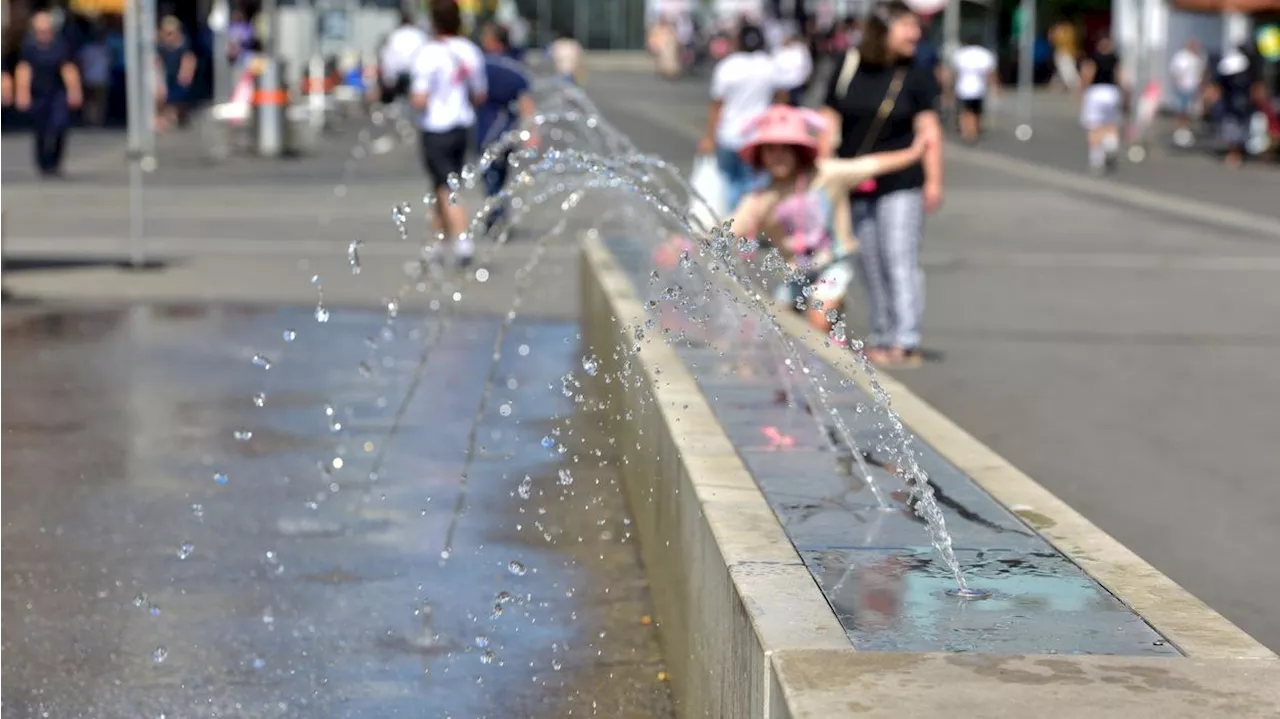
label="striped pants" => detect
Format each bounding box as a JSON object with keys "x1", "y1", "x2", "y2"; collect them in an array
[{"x1": 852, "y1": 188, "x2": 926, "y2": 349}]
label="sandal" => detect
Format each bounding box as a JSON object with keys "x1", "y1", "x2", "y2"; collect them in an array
[
  {"x1": 885, "y1": 347, "x2": 924, "y2": 368},
  {"x1": 863, "y1": 346, "x2": 891, "y2": 365}
]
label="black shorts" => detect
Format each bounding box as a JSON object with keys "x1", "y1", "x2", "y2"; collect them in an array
[
  {"x1": 379, "y1": 74, "x2": 410, "y2": 104},
  {"x1": 960, "y1": 97, "x2": 985, "y2": 116},
  {"x1": 419, "y1": 126, "x2": 471, "y2": 190}
]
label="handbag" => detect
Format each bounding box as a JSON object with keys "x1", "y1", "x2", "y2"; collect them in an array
[{"x1": 833, "y1": 50, "x2": 906, "y2": 195}]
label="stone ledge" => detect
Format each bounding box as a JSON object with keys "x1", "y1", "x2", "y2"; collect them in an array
[{"x1": 580, "y1": 231, "x2": 1280, "y2": 718}]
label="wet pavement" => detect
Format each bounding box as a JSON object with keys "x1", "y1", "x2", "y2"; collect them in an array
[
  {"x1": 604, "y1": 233, "x2": 1178, "y2": 657},
  {"x1": 1, "y1": 304, "x2": 673, "y2": 718}
]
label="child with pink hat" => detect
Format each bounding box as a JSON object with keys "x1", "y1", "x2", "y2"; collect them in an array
[{"x1": 730, "y1": 104, "x2": 927, "y2": 335}]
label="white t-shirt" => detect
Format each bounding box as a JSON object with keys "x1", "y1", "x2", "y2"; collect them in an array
[
  {"x1": 951, "y1": 45, "x2": 997, "y2": 100},
  {"x1": 411, "y1": 36, "x2": 487, "y2": 132},
  {"x1": 1169, "y1": 48, "x2": 1204, "y2": 94},
  {"x1": 711, "y1": 52, "x2": 781, "y2": 150},
  {"x1": 773, "y1": 43, "x2": 812, "y2": 91},
  {"x1": 381, "y1": 24, "x2": 428, "y2": 84}
]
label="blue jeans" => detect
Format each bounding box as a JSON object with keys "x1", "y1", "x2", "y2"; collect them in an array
[
  {"x1": 715, "y1": 145, "x2": 755, "y2": 211},
  {"x1": 482, "y1": 149, "x2": 511, "y2": 231}
]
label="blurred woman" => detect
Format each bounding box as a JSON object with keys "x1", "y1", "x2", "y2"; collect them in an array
[{"x1": 820, "y1": 1, "x2": 942, "y2": 367}]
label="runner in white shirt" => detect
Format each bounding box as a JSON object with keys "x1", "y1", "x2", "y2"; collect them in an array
[
  {"x1": 698, "y1": 23, "x2": 784, "y2": 212},
  {"x1": 411, "y1": 0, "x2": 487, "y2": 266},
  {"x1": 773, "y1": 31, "x2": 812, "y2": 106},
  {"x1": 949, "y1": 37, "x2": 1000, "y2": 144},
  {"x1": 379, "y1": 11, "x2": 428, "y2": 104},
  {"x1": 1168, "y1": 38, "x2": 1204, "y2": 147}
]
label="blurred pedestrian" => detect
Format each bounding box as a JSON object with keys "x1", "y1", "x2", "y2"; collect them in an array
[
  {"x1": 379, "y1": 10, "x2": 427, "y2": 105},
  {"x1": 548, "y1": 30, "x2": 584, "y2": 85},
  {"x1": 411, "y1": 0, "x2": 487, "y2": 266},
  {"x1": 155, "y1": 16, "x2": 195, "y2": 131},
  {"x1": 647, "y1": 17, "x2": 680, "y2": 79},
  {"x1": 14, "y1": 11, "x2": 83, "y2": 178},
  {"x1": 3, "y1": 51, "x2": 15, "y2": 108},
  {"x1": 773, "y1": 29, "x2": 813, "y2": 106},
  {"x1": 1211, "y1": 48, "x2": 1259, "y2": 168},
  {"x1": 477, "y1": 22, "x2": 536, "y2": 232},
  {"x1": 78, "y1": 22, "x2": 111, "y2": 127},
  {"x1": 731, "y1": 104, "x2": 927, "y2": 334},
  {"x1": 820, "y1": 0, "x2": 943, "y2": 368},
  {"x1": 1077, "y1": 34, "x2": 1124, "y2": 175},
  {"x1": 948, "y1": 34, "x2": 999, "y2": 144},
  {"x1": 1048, "y1": 19, "x2": 1080, "y2": 91},
  {"x1": 699, "y1": 22, "x2": 782, "y2": 211},
  {"x1": 1168, "y1": 37, "x2": 1205, "y2": 148}
]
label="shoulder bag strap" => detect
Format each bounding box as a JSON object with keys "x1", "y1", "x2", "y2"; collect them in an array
[
  {"x1": 835, "y1": 49, "x2": 861, "y2": 99},
  {"x1": 854, "y1": 67, "x2": 906, "y2": 157}
]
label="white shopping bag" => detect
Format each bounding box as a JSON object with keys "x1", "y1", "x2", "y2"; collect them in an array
[
  {"x1": 688, "y1": 155, "x2": 727, "y2": 233},
  {"x1": 811, "y1": 260, "x2": 855, "y2": 306}
]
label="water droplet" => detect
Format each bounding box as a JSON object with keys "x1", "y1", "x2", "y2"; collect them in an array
[
  {"x1": 252, "y1": 656, "x2": 267, "y2": 670},
  {"x1": 499, "y1": 403, "x2": 513, "y2": 417},
  {"x1": 213, "y1": 472, "x2": 228, "y2": 484},
  {"x1": 251, "y1": 354, "x2": 273, "y2": 370},
  {"x1": 133, "y1": 593, "x2": 148, "y2": 608},
  {"x1": 153, "y1": 646, "x2": 168, "y2": 663},
  {"x1": 252, "y1": 392, "x2": 266, "y2": 408},
  {"x1": 191, "y1": 503, "x2": 204, "y2": 518},
  {"x1": 581, "y1": 354, "x2": 599, "y2": 376},
  {"x1": 233, "y1": 429, "x2": 253, "y2": 441},
  {"x1": 517, "y1": 344, "x2": 530, "y2": 356},
  {"x1": 517, "y1": 475, "x2": 533, "y2": 500},
  {"x1": 541, "y1": 436, "x2": 555, "y2": 449},
  {"x1": 507, "y1": 560, "x2": 527, "y2": 576},
  {"x1": 474, "y1": 635, "x2": 490, "y2": 649},
  {"x1": 386, "y1": 298, "x2": 399, "y2": 318},
  {"x1": 315, "y1": 305, "x2": 330, "y2": 323},
  {"x1": 282, "y1": 328, "x2": 297, "y2": 342},
  {"x1": 475, "y1": 268, "x2": 490, "y2": 282},
  {"x1": 557, "y1": 469, "x2": 574, "y2": 486},
  {"x1": 552, "y1": 658, "x2": 563, "y2": 671},
  {"x1": 177, "y1": 542, "x2": 195, "y2": 560},
  {"x1": 480, "y1": 650, "x2": 495, "y2": 665},
  {"x1": 347, "y1": 239, "x2": 363, "y2": 275},
  {"x1": 148, "y1": 603, "x2": 161, "y2": 617}
]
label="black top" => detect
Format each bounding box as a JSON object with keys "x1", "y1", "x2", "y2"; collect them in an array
[
  {"x1": 1090, "y1": 51, "x2": 1120, "y2": 86},
  {"x1": 19, "y1": 38, "x2": 73, "y2": 99},
  {"x1": 823, "y1": 57, "x2": 939, "y2": 196}
]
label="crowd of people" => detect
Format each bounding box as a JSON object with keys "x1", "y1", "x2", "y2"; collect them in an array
[
  {"x1": 375, "y1": 0, "x2": 551, "y2": 269},
  {"x1": 2, "y1": 7, "x2": 210, "y2": 177},
  {"x1": 679, "y1": 1, "x2": 942, "y2": 369}
]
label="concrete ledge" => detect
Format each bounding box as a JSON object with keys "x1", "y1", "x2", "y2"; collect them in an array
[
  {"x1": 581, "y1": 232, "x2": 1280, "y2": 718},
  {"x1": 580, "y1": 231, "x2": 850, "y2": 717}
]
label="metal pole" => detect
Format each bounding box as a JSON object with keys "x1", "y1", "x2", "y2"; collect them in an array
[
  {"x1": 125, "y1": 0, "x2": 157, "y2": 267},
  {"x1": 1015, "y1": 0, "x2": 1035, "y2": 140},
  {"x1": 574, "y1": 0, "x2": 586, "y2": 47},
  {"x1": 1127, "y1": 0, "x2": 1145, "y2": 151},
  {"x1": 942, "y1": 0, "x2": 960, "y2": 63},
  {"x1": 210, "y1": 0, "x2": 231, "y2": 103}
]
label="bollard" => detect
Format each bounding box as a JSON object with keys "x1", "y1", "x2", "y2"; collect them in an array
[
  {"x1": 307, "y1": 54, "x2": 327, "y2": 131},
  {"x1": 255, "y1": 57, "x2": 287, "y2": 158}
]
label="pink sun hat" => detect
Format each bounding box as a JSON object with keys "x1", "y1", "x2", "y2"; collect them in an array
[{"x1": 739, "y1": 105, "x2": 830, "y2": 167}]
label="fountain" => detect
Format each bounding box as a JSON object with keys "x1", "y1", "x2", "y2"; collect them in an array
[{"x1": 93, "y1": 70, "x2": 1218, "y2": 719}]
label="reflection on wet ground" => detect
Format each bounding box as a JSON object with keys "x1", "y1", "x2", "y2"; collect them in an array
[
  {"x1": 604, "y1": 234, "x2": 1180, "y2": 657},
  {"x1": 1, "y1": 304, "x2": 673, "y2": 718}
]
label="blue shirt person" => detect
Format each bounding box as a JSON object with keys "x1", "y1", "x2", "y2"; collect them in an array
[
  {"x1": 15, "y1": 11, "x2": 83, "y2": 176},
  {"x1": 476, "y1": 23, "x2": 535, "y2": 230}
]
